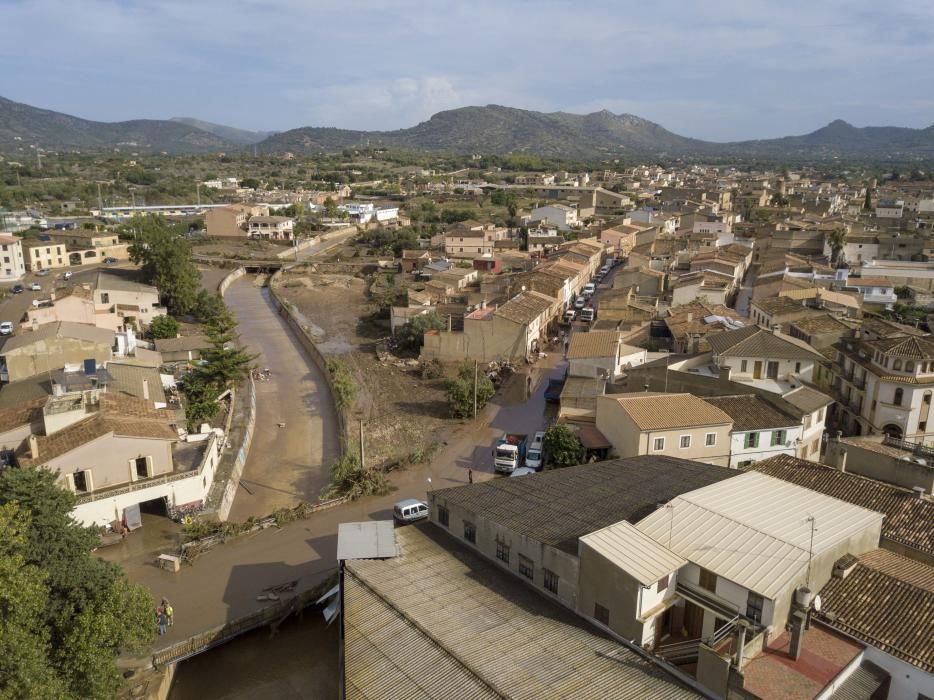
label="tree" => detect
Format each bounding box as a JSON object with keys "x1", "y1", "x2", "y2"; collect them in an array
[
  {"x1": 826, "y1": 226, "x2": 848, "y2": 265},
  {"x1": 446, "y1": 362, "x2": 495, "y2": 418},
  {"x1": 0, "y1": 468, "x2": 155, "y2": 699},
  {"x1": 395, "y1": 311, "x2": 446, "y2": 353},
  {"x1": 543, "y1": 424, "x2": 582, "y2": 469},
  {"x1": 322, "y1": 452, "x2": 389, "y2": 500},
  {"x1": 149, "y1": 314, "x2": 179, "y2": 339},
  {"x1": 240, "y1": 177, "x2": 260, "y2": 189},
  {"x1": 323, "y1": 197, "x2": 339, "y2": 218},
  {"x1": 863, "y1": 187, "x2": 872, "y2": 211},
  {"x1": 128, "y1": 215, "x2": 202, "y2": 314}
]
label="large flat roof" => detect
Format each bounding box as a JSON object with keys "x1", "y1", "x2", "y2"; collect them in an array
[
  {"x1": 343, "y1": 524, "x2": 701, "y2": 700},
  {"x1": 431, "y1": 455, "x2": 739, "y2": 554}
]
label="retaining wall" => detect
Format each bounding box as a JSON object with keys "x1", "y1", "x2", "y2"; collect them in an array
[{"x1": 216, "y1": 377, "x2": 256, "y2": 521}]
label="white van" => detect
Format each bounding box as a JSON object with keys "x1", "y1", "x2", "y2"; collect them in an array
[
  {"x1": 393, "y1": 499, "x2": 429, "y2": 524},
  {"x1": 582, "y1": 282, "x2": 596, "y2": 297},
  {"x1": 581, "y1": 307, "x2": 596, "y2": 323},
  {"x1": 525, "y1": 431, "x2": 545, "y2": 470}
]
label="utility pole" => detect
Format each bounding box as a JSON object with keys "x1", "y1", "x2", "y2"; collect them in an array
[
  {"x1": 473, "y1": 360, "x2": 479, "y2": 419},
  {"x1": 96, "y1": 182, "x2": 103, "y2": 212},
  {"x1": 35, "y1": 144, "x2": 42, "y2": 169},
  {"x1": 359, "y1": 420, "x2": 365, "y2": 469},
  {"x1": 196, "y1": 182, "x2": 201, "y2": 207}
]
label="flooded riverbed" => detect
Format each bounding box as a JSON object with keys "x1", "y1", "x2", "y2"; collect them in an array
[{"x1": 168, "y1": 612, "x2": 338, "y2": 700}]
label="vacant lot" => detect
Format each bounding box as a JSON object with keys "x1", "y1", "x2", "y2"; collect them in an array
[
  {"x1": 273, "y1": 268, "x2": 453, "y2": 469},
  {"x1": 191, "y1": 236, "x2": 293, "y2": 261}
]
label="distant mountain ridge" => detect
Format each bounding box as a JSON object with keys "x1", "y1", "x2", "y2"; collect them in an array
[
  {"x1": 169, "y1": 117, "x2": 271, "y2": 145},
  {"x1": 1, "y1": 95, "x2": 933, "y2": 161}
]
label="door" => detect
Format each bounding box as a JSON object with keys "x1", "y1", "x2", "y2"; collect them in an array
[
  {"x1": 766, "y1": 361, "x2": 779, "y2": 379},
  {"x1": 683, "y1": 601, "x2": 704, "y2": 639},
  {"x1": 753, "y1": 361, "x2": 763, "y2": 379}
]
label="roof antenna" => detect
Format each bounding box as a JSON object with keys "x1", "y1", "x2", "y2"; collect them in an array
[{"x1": 805, "y1": 516, "x2": 817, "y2": 587}]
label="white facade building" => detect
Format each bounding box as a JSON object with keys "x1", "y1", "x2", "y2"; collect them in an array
[
  {"x1": 530, "y1": 204, "x2": 579, "y2": 230},
  {"x1": 0, "y1": 234, "x2": 26, "y2": 282}
]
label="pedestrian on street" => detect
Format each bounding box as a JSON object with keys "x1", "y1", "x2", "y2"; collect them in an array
[
  {"x1": 163, "y1": 599, "x2": 174, "y2": 627},
  {"x1": 468, "y1": 469, "x2": 473, "y2": 484},
  {"x1": 157, "y1": 607, "x2": 167, "y2": 636}
]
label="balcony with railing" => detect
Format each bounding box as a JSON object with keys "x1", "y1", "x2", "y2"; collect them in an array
[{"x1": 883, "y1": 434, "x2": 934, "y2": 459}]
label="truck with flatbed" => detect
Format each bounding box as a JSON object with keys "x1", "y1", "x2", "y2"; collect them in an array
[{"x1": 493, "y1": 433, "x2": 528, "y2": 473}]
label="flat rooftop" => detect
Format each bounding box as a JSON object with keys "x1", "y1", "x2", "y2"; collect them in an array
[{"x1": 431, "y1": 455, "x2": 739, "y2": 554}]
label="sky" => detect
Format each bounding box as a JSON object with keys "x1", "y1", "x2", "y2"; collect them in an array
[{"x1": 1, "y1": 0, "x2": 933, "y2": 142}]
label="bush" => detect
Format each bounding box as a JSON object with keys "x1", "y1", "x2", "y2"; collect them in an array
[
  {"x1": 326, "y1": 358, "x2": 359, "y2": 411},
  {"x1": 446, "y1": 362, "x2": 495, "y2": 418},
  {"x1": 396, "y1": 311, "x2": 446, "y2": 354},
  {"x1": 420, "y1": 359, "x2": 443, "y2": 380},
  {"x1": 322, "y1": 452, "x2": 389, "y2": 500},
  {"x1": 149, "y1": 314, "x2": 179, "y2": 339},
  {"x1": 543, "y1": 424, "x2": 582, "y2": 469}
]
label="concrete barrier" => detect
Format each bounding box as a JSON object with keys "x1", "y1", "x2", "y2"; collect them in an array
[
  {"x1": 216, "y1": 377, "x2": 256, "y2": 521},
  {"x1": 267, "y1": 267, "x2": 351, "y2": 449},
  {"x1": 217, "y1": 266, "x2": 246, "y2": 295}
]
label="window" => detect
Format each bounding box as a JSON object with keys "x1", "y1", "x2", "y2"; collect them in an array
[
  {"x1": 438, "y1": 505, "x2": 449, "y2": 527},
  {"x1": 705, "y1": 432, "x2": 716, "y2": 447},
  {"x1": 744, "y1": 432, "x2": 759, "y2": 449},
  {"x1": 746, "y1": 592, "x2": 764, "y2": 624},
  {"x1": 741, "y1": 360, "x2": 748, "y2": 372},
  {"x1": 657, "y1": 574, "x2": 670, "y2": 592},
  {"x1": 463, "y1": 521, "x2": 476, "y2": 544},
  {"x1": 134, "y1": 456, "x2": 150, "y2": 479},
  {"x1": 496, "y1": 540, "x2": 510, "y2": 564},
  {"x1": 679, "y1": 435, "x2": 691, "y2": 449},
  {"x1": 894, "y1": 359, "x2": 903, "y2": 371},
  {"x1": 653, "y1": 437, "x2": 665, "y2": 451},
  {"x1": 544, "y1": 568, "x2": 559, "y2": 594},
  {"x1": 594, "y1": 603, "x2": 610, "y2": 626},
  {"x1": 894, "y1": 388, "x2": 904, "y2": 406},
  {"x1": 72, "y1": 470, "x2": 89, "y2": 493},
  {"x1": 101, "y1": 292, "x2": 109, "y2": 304},
  {"x1": 907, "y1": 362, "x2": 915, "y2": 372},
  {"x1": 518, "y1": 554, "x2": 534, "y2": 580},
  {"x1": 771, "y1": 430, "x2": 786, "y2": 447},
  {"x1": 795, "y1": 362, "x2": 801, "y2": 373}
]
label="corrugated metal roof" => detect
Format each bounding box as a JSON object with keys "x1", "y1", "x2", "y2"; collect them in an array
[
  {"x1": 581, "y1": 521, "x2": 686, "y2": 586},
  {"x1": 337, "y1": 521, "x2": 397, "y2": 561},
  {"x1": 344, "y1": 524, "x2": 702, "y2": 699},
  {"x1": 635, "y1": 472, "x2": 884, "y2": 599}
]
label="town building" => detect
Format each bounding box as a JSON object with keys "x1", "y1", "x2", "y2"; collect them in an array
[
  {"x1": 93, "y1": 272, "x2": 165, "y2": 327},
  {"x1": 595, "y1": 392, "x2": 733, "y2": 466},
  {"x1": 443, "y1": 220, "x2": 509, "y2": 259},
  {"x1": 247, "y1": 215, "x2": 294, "y2": 241},
  {"x1": 0, "y1": 322, "x2": 116, "y2": 383},
  {"x1": 706, "y1": 324, "x2": 825, "y2": 389},
  {"x1": 703, "y1": 394, "x2": 803, "y2": 468},
  {"x1": 0, "y1": 234, "x2": 26, "y2": 282},
  {"x1": 566, "y1": 331, "x2": 646, "y2": 380},
  {"x1": 22, "y1": 239, "x2": 68, "y2": 271},
  {"x1": 204, "y1": 204, "x2": 268, "y2": 237}
]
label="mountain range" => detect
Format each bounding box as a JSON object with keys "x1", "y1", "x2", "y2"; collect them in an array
[{"x1": 1, "y1": 95, "x2": 933, "y2": 161}]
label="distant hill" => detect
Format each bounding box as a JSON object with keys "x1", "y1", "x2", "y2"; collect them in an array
[
  {"x1": 169, "y1": 117, "x2": 271, "y2": 145},
  {"x1": 2, "y1": 95, "x2": 933, "y2": 161},
  {"x1": 0, "y1": 96, "x2": 234, "y2": 153},
  {"x1": 257, "y1": 104, "x2": 710, "y2": 159}
]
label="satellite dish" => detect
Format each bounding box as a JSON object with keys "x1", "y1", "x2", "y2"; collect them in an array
[{"x1": 813, "y1": 594, "x2": 822, "y2": 612}]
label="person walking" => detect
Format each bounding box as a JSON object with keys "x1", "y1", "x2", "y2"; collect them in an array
[
  {"x1": 468, "y1": 469, "x2": 473, "y2": 484},
  {"x1": 157, "y1": 607, "x2": 168, "y2": 636},
  {"x1": 163, "y1": 599, "x2": 174, "y2": 627}
]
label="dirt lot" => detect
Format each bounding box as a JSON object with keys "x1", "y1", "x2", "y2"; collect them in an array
[
  {"x1": 191, "y1": 236, "x2": 292, "y2": 261},
  {"x1": 272, "y1": 268, "x2": 453, "y2": 469}
]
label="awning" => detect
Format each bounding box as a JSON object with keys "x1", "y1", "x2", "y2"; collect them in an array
[
  {"x1": 676, "y1": 580, "x2": 739, "y2": 621},
  {"x1": 579, "y1": 424, "x2": 612, "y2": 450}
]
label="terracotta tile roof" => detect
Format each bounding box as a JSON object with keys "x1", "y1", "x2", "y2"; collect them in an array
[
  {"x1": 567, "y1": 331, "x2": 620, "y2": 359},
  {"x1": 703, "y1": 394, "x2": 798, "y2": 431},
  {"x1": 816, "y1": 557, "x2": 934, "y2": 672},
  {"x1": 859, "y1": 548, "x2": 934, "y2": 593},
  {"x1": 0, "y1": 398, "x2": 45, "y2": 430},
  {"x1": 781, "y1": 386, "x2": 833, "y2": 413},
  {"x1": 750, "y1": 455, "x2": 934, "y2": 557},
  {"x1": 751, "y1": 295, "x2": 809, "y2": 316},
  {"x1": 608, "y1": 392, "x2": 733, "y2": 431},
  {"x1": 868, "y1": 335, "x2": 934, "y2": 360},
  {"x1": 706, "y1": 325, "x2": 825, "y2": 361},
  {"x1": 493, "y1": 291, "x2": 555, "y2": 325},
  {"x1": 849, "y1": 277, "x2": 895, "y2": 288}
]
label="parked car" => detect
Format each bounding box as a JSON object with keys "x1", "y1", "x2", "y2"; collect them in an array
[
  {"x1": 0, "y1": 321, "x2": 13, "y2": 336},
  {"x1": 36, "y1": 268, "x2": 50, "y2": 276},
  {"x1": 574, "y1": 297, "x2": 587, "y2": 310},
  {"x1": 11, "y1": 284, "x2": 24, "y2": 294},
  {"x1": 582, "y1": 282, "x2": 596, "y2": 296},
  {"x1": 29, "y1": 282, "x2": 41, "y2": 291},
  {"x1": 393, "y1": 498, "x2": 429, "y2": 525},
  {"x1": 525, "y1": 431, "x2": 546, "y2": 470},
  {"x1": 564, "y1": 309, "x2": 577, "y2": 324},
  {"x1": 63, "y1": 271, "x2": 73, "y2": 279},
  {"x1": 104, "y1": 257, "x2": 118, "y2": 264}
]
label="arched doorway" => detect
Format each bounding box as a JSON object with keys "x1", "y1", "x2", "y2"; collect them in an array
[{"x1": 882, "y1": 424, "x2": 903, "y2": 439}]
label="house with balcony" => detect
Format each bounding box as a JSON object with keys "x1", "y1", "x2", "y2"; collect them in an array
[
  {"x1": 845, "y1": 277, "x2": 898, "y2": 309},
  {"x1": 93, "y1": 272, "x2": 165, "y2": 327},
  {"x1": 12, "y1": 391, "x2": 222, "y2": 527},
  {"x1": 832, "y1": 333, "x2": 934, "y2": 443},
  {"x1": 247, "y1": 215, "x2": 294, "y2": 241},
  {"x1": 443, "y1": 220, "x2": 509, "y2": 259}
]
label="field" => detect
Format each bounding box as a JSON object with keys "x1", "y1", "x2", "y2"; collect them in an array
[{"x1": 272, "y1": 267, "x2": 453, "y2": 468}]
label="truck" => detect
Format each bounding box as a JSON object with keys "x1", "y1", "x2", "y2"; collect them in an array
[
  {"x1": 493, "y1": 433, "x2": 528, "y2": 473},
  {"x1": 581, "y1": 306, "x2": 596, "y2": 323},
  {"x1": 544, "y1": 378, "x2": 565, "y2": 403}
]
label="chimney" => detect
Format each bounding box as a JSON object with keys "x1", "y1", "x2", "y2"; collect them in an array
[
  {"x1": 788, "y1": 608, "x2": 807, "y2": 661},
  {"x1": 142, "y1": 378, "x2": 150, "y2": 401},
  {"x1": 28, "y1": 435, "x2": 39, "y2": 460},
  {"x1": 837, "y1": 449, "x2": 847, "y2": 473},
  {"x1": 771, "y1": 324, "x2": 781, "y2": 335},
  {"x1": 719, "y1": 365, "x2": 732, "y2": 385},
  {"x1": 913, "y1": 486, "x2": 926, "y2": 500}
]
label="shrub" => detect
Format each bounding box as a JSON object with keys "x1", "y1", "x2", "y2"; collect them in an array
[
  {"x1": 543, "y1": 424, "x2": 582, "y2": 469},
  {"x1": 446, "y1": 362, "x2": 495, "y2": 418},
  {"x1": 327, "y1": 358, "x2": 359, "y2": 411}
]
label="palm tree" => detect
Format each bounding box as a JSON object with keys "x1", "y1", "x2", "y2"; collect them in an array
[{"x1": 827, "y1": 227, "x2": 848, "y2": 265}]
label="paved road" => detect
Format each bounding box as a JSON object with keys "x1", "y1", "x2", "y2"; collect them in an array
[
  {"x1": 223, "y1": 278, "x2": 340, "y2": 521},
  {"x1": 106, "y1": 356, "x2": 562, "y2": 652}
]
